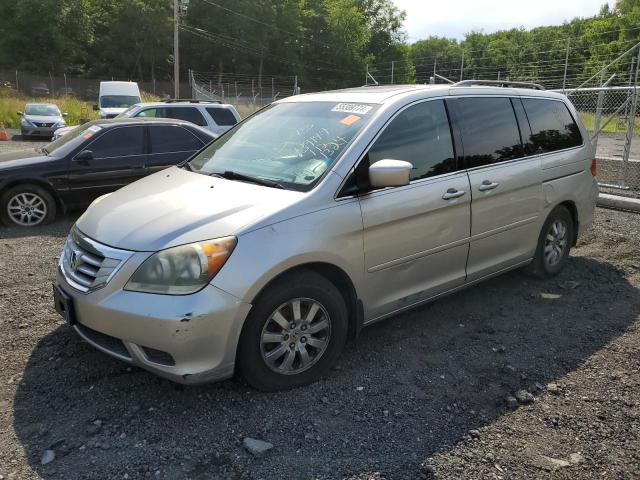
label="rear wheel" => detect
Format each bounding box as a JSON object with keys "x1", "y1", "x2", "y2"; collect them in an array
[
  {"x1": 524, "y1": 205, "x2": 574, "y2": 278},
  {"x1": 237, "y1": 270, "x2": 348, "y2": 391},
  {"x1": 0, "y1": 184, "x2": 56, "y2": 227}
]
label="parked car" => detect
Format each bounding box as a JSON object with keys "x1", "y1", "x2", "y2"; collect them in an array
[
  {"x1": 0, "y1": 118, "x2": 216, "y2": 227},
  {"x1": 53, "y1": 99, "x2": 241, "y2": 139},
  {"x1": 30, "y1": 82, "x2": 50, "y2": 96},
  {"x1": 94, "y1": 81, "x2": 141, "y2": 118},
  {"x1": 53, "y1": 82, "x2": 598, "y2": 391},
  {"x1": 18, "y1": 103, "x2": 67, "y2": 139}
]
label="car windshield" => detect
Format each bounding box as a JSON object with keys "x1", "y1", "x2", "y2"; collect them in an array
[
  {"x1": 25, "y1": 104, "x2": 60, "y2": 116},
  {"x1": 43, "y1": 123, "x2": 102, "y2": 157},
  {"x1": 116, "y1": 104, "x2": 140, "y2": 118},
  {"x1": 188, "y1": 102, "x2": 379, "y2": 191},
  {"x1": 101, "y1": 95, "x2": 141, "y2": 108}
]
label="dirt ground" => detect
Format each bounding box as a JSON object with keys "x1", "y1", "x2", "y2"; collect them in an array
[{"x1": 0, "y1": 200, "x2": 639, "y2": 480}]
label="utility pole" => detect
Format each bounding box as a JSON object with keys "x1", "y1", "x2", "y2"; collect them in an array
[
  {"x1": 173, "y1": 0, "x2": 179, "y2": 98},
  {"x1": 391, "y1": 61, "x2": 395, "y2": 84},
  {"x1": 562, "y1": 38, "x2": 570, "y2": 93},
  {"x1": 460, "y1": 52, "x2": 464, "y2": 81}
]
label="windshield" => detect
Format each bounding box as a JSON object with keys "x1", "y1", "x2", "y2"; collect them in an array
[
  {"x1": 115, "y1": 104, "x2": 140, "y2": 118},
  {"x1": 44, "y1": 123, "x2": 103, "y2": 157},
  {"x1": 100, "y1": 95, "x2": 141, "y2": 108},
  {"x1": 189, "y1": 102, "x2": 378, "y2": 191},
  {"x1": 25, "y1": 104, "x2": 60, "y2": 116}
]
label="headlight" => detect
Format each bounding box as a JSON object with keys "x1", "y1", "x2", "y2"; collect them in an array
[
  {"x1": 56, "y1": 120, "x2": 66, "y2": 128},
  {"x1": 21, "y1": 118, "x2": 31, "y2": 127},
  {"x1": 124, "y1": 237, "x2": 237, "y2": 295}
]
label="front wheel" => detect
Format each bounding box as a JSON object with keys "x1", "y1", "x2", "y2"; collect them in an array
[
  {"x1": 0, "y1": 184, "x2": 57, "y2": 227},
  {"x1": 237, "y1": 270, "x2": 348, "y2": 391},
  {"x1": 524, "y1": 205, "x2": 574, "y2": 278}
]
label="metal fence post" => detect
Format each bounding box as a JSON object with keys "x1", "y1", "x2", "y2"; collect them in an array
[
  {"x1": 592, "y1": 69, "x2": 607, "y2": 152},
  {"x1": 622, "y1": 49, "x2": 640, "y2": 189},
  {"x1": 459, "y1": 52, "x2": 464, "y2": 81},
  {"x1": 562, "y1": 38, "x2": 570, "y2": 93},
  {"x1": 391, "y1": 61, "x2": 395, "y2": 84}
]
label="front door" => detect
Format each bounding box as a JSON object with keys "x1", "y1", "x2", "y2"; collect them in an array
[
  {"x1": 357, "y1": 99, "x2": 471, "y2": 321},
  {"x1": 67, "y1": 125, "x2": 146, "y2": 205}
]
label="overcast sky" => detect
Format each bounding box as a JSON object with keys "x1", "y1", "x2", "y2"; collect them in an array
[{"x1": 393, "y1": 0, "x2": 611, "y2": 41}]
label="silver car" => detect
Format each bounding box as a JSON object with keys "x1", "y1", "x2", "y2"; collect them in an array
[
  {"x1": 19, "y1": 103, "x2": 67, "y2": 139},
  {"x1": 54, "y1": 82, "x2": 599, "y2": 391}
]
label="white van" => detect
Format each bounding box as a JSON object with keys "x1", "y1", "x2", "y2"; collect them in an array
[{"x1": 94, "y1": 81, "x2": 141, "y2": 119}]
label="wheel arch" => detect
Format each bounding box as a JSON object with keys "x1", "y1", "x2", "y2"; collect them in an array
[
  {"x1": 248, "y1": 262, "x2": 363, "y2": 340},
  {"x1": 0, "y1": 177, "x2": 65, "y2": 214},
  {"x1": 556, "y1": 200, "x2": 579, "y2": 246}
]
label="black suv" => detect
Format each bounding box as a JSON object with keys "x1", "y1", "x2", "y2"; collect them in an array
[{"x1": 0, "y1": 118, "x2": 217, "y2": 227}]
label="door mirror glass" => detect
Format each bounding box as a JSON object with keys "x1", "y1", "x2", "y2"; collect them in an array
[
  {"x1": 62, "y1": 112, "x2": 68, "y2": 117},
  {"x1": 369, "y1": 159, "x2": 412, "y2": 188},
  {"x1": 74, "y1": 150, "x2": 93, "y2": 162},
  {"x1": 17, "y1": 111, "x2": 23, "y2": 116}
]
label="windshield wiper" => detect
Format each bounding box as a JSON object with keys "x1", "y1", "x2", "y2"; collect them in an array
[
  {"x1": 36, "y1": 147, "x2": 49, "y2": 155},
  {"x1": 211, "y1": 170, "x2": 285, "y2": 189}
]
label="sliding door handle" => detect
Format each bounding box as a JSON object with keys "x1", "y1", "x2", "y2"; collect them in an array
[
  {"x1": 442, "y1": 188, "x2": 466, "y2": 200},
  {"x1": 479, "y1": 180, "x2": 500, "y2": 191}
]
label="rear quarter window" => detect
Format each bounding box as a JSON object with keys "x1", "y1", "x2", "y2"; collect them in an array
[
  {"x1": 206, "y1": 107, "x2": 238, "y2": 126},
  {"x1": 522, "y1": 98, "x2": 583, "y2": 155}
]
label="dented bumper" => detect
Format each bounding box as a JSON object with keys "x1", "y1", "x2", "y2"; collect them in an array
[{"x1": 55, "y1": 256, "x2": 252, "y2": 384}]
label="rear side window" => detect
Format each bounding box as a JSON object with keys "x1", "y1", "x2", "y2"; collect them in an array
[
  {"x1": 150, "y1": 126, "x2": 203, "y2": 153},
  {"x1": 206, "y1": 107, "x2": 238, "y2": 126},
  {"x1": 89, "y1": 127, "x2": 144, "y2": 158},
  {"x1": 164, "y1": 107, "x2": 207, "y2": 126},
  {"x1": 522, "y1": 98, "x2": 583, "y2": 154},
  {"x1": 368, "y1": 99, "x2": 456, "y2": 181},
  {"x1": 455, "y1": 97, "x2": 523, "y2": 168}
]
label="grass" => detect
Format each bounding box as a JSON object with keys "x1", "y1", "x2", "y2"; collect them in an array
[
  {"x1": 0, "y1": 87, "x2": 160, "y2": 129},
  {"x1": 579, "y1": 111, "x2": 640, "y2": 135}
]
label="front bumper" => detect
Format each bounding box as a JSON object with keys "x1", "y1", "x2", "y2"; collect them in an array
[
  {"x1": 21, "y1": 126, "x2": 57, "y2": 137},
  {"x1": 55, "y1": 257, "x2": 252, "y2": 384}
]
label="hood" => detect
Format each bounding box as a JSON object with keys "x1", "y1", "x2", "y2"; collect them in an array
[
  {"x1": 99, "y1": 107, "x2": 126, "y2": 116},
  {"x1": 76, "y1": 166, "x2": 304, "y2": 251},
  {"x1": 24, "y1": 114, "x2": 62, "y2": 124},
  {"x1": 0, "y1": 150, "x2": 49, "y2": 169}
]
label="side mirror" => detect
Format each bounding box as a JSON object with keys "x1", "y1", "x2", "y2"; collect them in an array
[
  {"x1": 62, "y1": 112, "x2": 68, "y2": 117},
  {"x1": 17, "y1": 111, "x2": 23, "y2": 116},
  {"x1": 74, "y1": 150, "x2": 93, "y2": 163},
  {"x1": 368, "y1": 159, "x2": 413, "y2": 188},
  {"x1": 92, "y1": 104, "x2": 99, "y2": 111}
]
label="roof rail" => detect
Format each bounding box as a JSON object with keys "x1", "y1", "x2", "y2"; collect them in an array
[
  {"x1": 452, "y1": 80, "x2": 545, "y2": 90},
  {"x1": 162, "y1": 98, "x2": 222, "y2": 104}
]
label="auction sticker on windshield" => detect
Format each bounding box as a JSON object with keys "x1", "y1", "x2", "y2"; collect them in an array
[{"x1": 331, "y1": 103, "x2": 373, "y2": 115}]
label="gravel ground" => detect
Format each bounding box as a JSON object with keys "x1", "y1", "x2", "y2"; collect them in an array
[{"x1": 0, "y1": 206, "x2": 639, "y2": 480}]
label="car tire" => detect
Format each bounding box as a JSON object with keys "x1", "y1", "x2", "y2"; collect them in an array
[
  {"x1": 524, "y1": 205, "x2": 574, "y2": 278},
  {"x1": 237, "y1": 270, "x2": 348, "y2": 392},
  {"x1": 0, "y1": 184, "x2": 57, "y2": 227}
]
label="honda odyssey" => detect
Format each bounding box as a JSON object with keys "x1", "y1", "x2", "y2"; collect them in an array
[{"x1": 54, "y1": 81, "x2": 598, "y2": 391}]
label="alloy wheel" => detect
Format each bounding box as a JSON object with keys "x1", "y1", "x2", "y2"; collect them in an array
[
  {"x1": 260, "y1": 297, "x2": 331, "y2": 375},
  {"x1": 543, "y1": 219, "x2": 568, "y2": 267},
  {"x1": 7, "y1": 192, "x2": 47, "y2": 226}
]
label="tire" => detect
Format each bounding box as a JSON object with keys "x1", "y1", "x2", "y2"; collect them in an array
[
  {"x1": 237, "y1": 270, "x2": 348, "y2": 391},
  {"x1": 524, "y1": 205, "x2": 574, "y2": 278},
  {"x1": 0, "y1": 184, "x2": 57, "y2": 227}
]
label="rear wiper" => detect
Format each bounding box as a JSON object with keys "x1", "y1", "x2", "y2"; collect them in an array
[{"x1": 211, "y1": 170, "x2": 285, "y2": 189}]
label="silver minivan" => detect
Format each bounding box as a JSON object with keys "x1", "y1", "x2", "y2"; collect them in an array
[{"x1": 54, "y1": 82, "x2": 599, "y2": 391}]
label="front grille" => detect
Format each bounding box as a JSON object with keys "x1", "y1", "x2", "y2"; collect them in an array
[
  {"x1": 34, "y1": 122, "x2": 53, "y2": 127},
  {"x1": 60, "y1": 228, "x2": 132, "y2": 292},
  {"x1": 76, "y1": 323, "x2": 131, "y2": 359}
]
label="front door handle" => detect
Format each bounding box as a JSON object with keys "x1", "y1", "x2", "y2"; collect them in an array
[
  {"x1": 478, "y1": 180, "x2": 500, "y2": 191},
  {"x1": 442, "y1": 188, "x2": 466, "y2": 200}
]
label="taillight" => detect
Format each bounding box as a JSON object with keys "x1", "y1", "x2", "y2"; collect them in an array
[{"x1": 590, "y1": 159, "x2": 597, "y2": 177}]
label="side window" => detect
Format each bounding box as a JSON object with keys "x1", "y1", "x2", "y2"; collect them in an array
[
  {"x1": 455, "y1": 97, "x2": 523, "y2": 168},
  {"x1": 136, "y1": 108, "x2": 164, "y2": 118},
  {"x1": 368, "y1": 100, "x2": 456, "y2": 181},
  {"x1": 89, "y1": 127, "x2": 144, "y2": 158},
  {"x1": 149, "y1": 126, "x2": 203, "y2": 154},
  {"x1": 165, "y1": 107, "x2": 207, "y2": 126},
  {"x1": 206, "y1": 107, "x2": 238, "y2": 126},
  {"x1": 522, "y1": 98, "x2": 583, "y2": 154}
]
